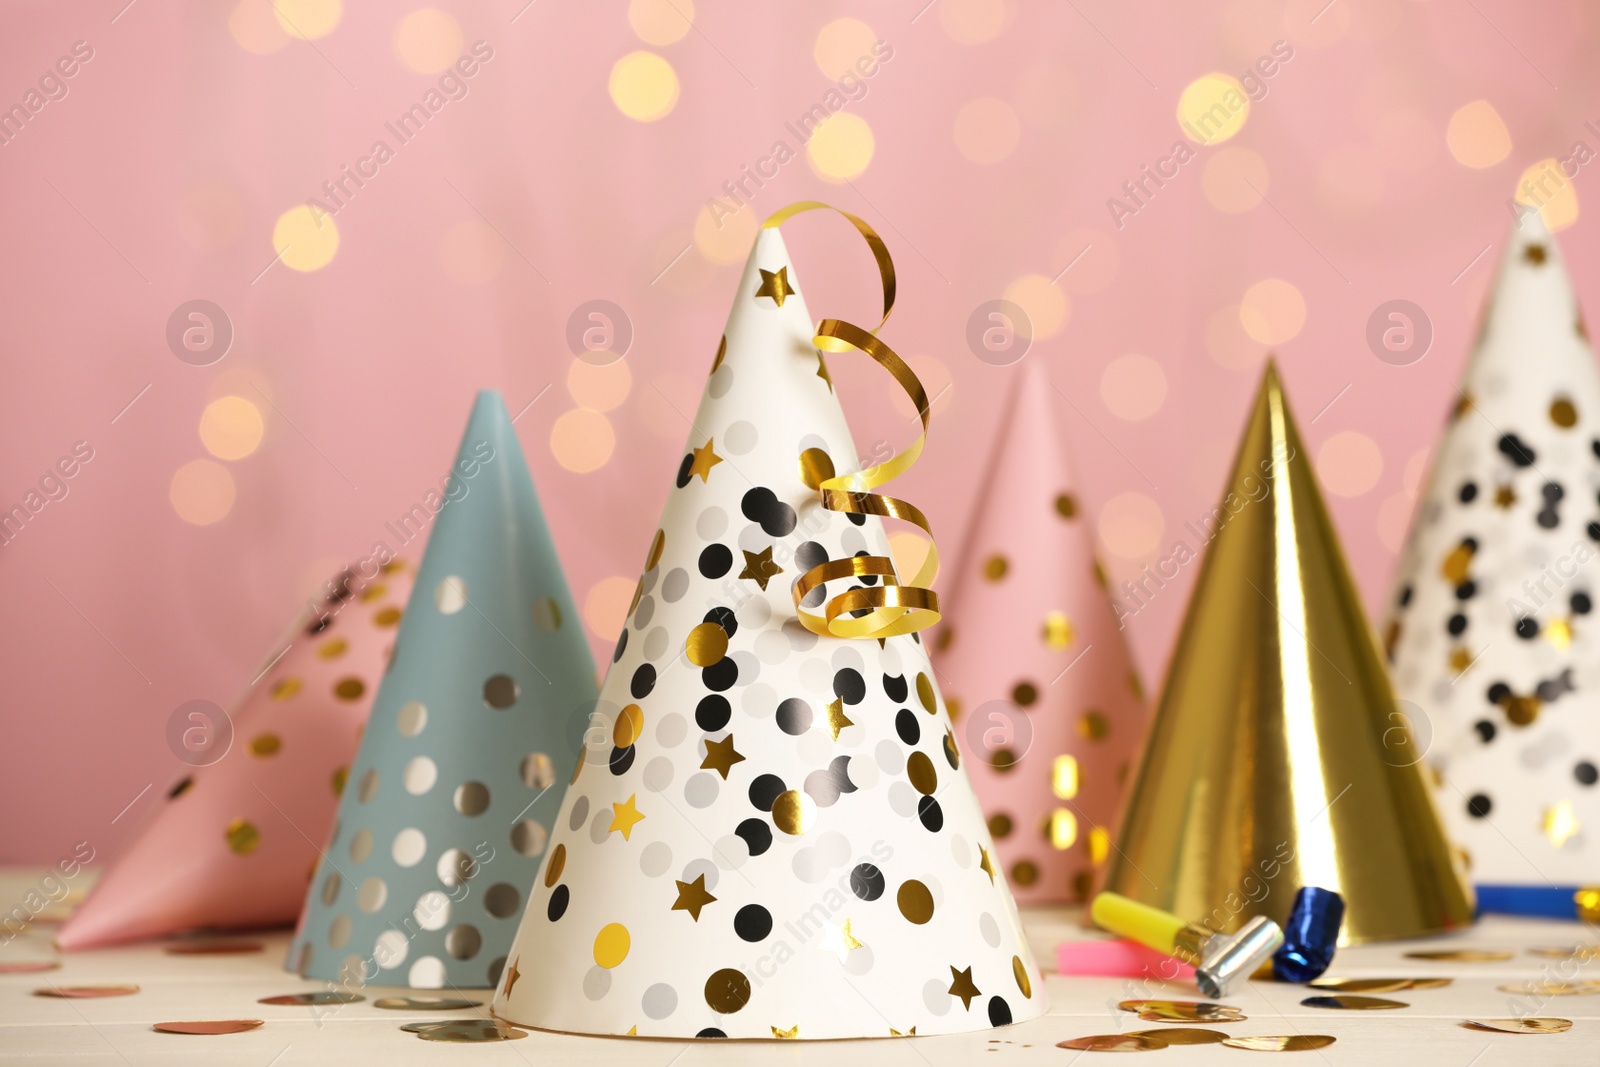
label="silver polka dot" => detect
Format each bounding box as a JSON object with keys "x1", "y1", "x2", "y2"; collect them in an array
[
  {"x1": 783, "y1": 618, "x2": 817, "y2": 651},
  {"x1": 446, "y1": 924, "x2": 482, "y2": 960},
  {"x1": 722, "y1": 419, "x2": 758, "y2": 454},
  {"x1": 839, "y1": 528, "x2": 868, "y2": 557},
  {"x1": 569, "y1": 794, "x2": 591, "y2": 831},
  {"x1": 633, "y1": 595, "x2": 656, "y2": 628},
  {"x1": 736, "y1": 595, "x2": 772, "y2": 630},
  {"x1": 348, "y1": 828, "x2": 373, "y2": 863},
  {"x1": 742, "y1": 682, "x2": 776, "y2": 718},
  {"x1": 875, "y1": 739, "x2": 905, "y2": 775},
  {"x1": 643, "y1": 756, "x2": 675, "y2": 792},
  {"x1": 950, "y1": 834, "x2": 972, "y2": 868},
  {"x1": 681, "y1": 857, "x2": 718, "y2": 891},
  {"x1": 799, "y1": 656, "x2": 831, "y2": 693},
  {"x1": 454, "y1": 781, "x2": 490, "y2": 816},
  {"x1": 435, "y1": 576, "x2": 468, "y2": 615},
  {"x1": 391, "y1": 827, "x2": 427, "y2": 867},
  {"x1": 830, "y1": 644, "x2": 865, "y2": 675},
  {"x1": 643, "y1": 626, "x2": 669, "y2": 661},
  {"x1": 708, "y1": 362, "x2": 733, "y2": 398},
  {"x1": 792, "y1": 846, "x2": 829, "y2": 883},
  {"x1": 357, "y1": 769, "x2": 380, "y2": 803},
  {"x1": 844, "y1": 943, "x2": 875, "y2": 975},
  {"x1": 589, "y1": 806, "x2": 612, "y2": 844},
  {"x1": 736, "y1": 523, "x2": 768, "y2": 553},
  {"x1": 487, "y1": 957, "x2": 506, "y2": 986},
  {"x1": 712, "y1": 835, "x2": 748, "y2": 871},
  {"x1": 817, "y1": 831, "x2": 850, "y2": 866},
  {"x1": 849, "y1": 756, "x2": 880, "y2": 790},
  {"x1": 661, "y1": 567, "x2": 689, "y2": 602},
  {"x1": 755, "y1": 630, "x2": 790, "y2": 664},
  {"x1": 403, "y1": 756, "x2": 437, "y2": 795},
  {"x1": 321, "y1": 870, "x2": 341, "y2": 906},
  {"x1": 397, "y1": 701, "x2": 427, "y2": 737},
  {"x1": 511, "y1": 820, "x2": 548, "y2": 857},
  {"x1": 437, "y1": 849, "x2": 477, "y2": 887},
  {"x1": 683, "y1": 771, "x2": 719, "y2": 808},
  {"x1": 374, "y1": 929, "x2": 408, "y2": 969},
  {"x1": 415, "y1": 890, "x2": 450, "y2": 931},
  {"x1": 358, "y1": 876, "x2": 387, "y2": 913},
  {"x1": 521, "y1": 752, "x2": 555, "y2": 790},
  {"x1": 730, "y1": 650, "x2": 759, "y2": 685},
  {"x1": 640, "y1": 566, "x2": 659, "y2": 594},
  {"x1": 979, "y1": 911, "x2": 1001, "y2": 948},
  {"x1": 483, "y1": 882, "x2": 521, "y2": 919},
  {"x1": 655, "y1": 712, "x2": 688, "y2": 748},
  {"x1": 583, "y1": 964, "x2": 611, "y2": 1000},
  {"x1": 483, "y1": 674, "x2": 518, "y2": 708},
  {"x1": 798, "y1": 433, "x2": 831, "y2": 454},
  {"x1": 695, "y1": 506, "x2": 728, "y2": 540},
  {"x1": 887, "y1": 780, "x2": 918, "y2": 817},
  {"x1": 642, "y1": 982, "x2": 678, "y2": 1019},
  {"x1": 409, "y1": 956, "x2": 445, "y2": 988},
  {"x1": 923, "y1": 977, "x2": 952, "y2": 1015},
  {"x1": 640, "y1": 840, "x2": 672, "y2": 877},
  {"x1": 879, "y1": 640, "x2": 903, "y2": 674},
  {"x1": 328, "y1": 913, "x2": 351, "y2": 949}
]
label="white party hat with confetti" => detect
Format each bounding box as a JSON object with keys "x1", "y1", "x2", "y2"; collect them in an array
[
  {"x1": 493, "y1": 206, "x2": 1044, "y2": 1039},
  {"x1": 1386, "y1": 213, "x2": 1600, "y2": 888}
]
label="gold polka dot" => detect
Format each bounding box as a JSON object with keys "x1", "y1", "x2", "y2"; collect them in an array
[
  {"x1": 685, "y1": 622, "x2": 729, "y2": 667},
  {"x1": 991, "y1": 748, "x2": 1018, "y2": 773},
  {"x1": 330, "y1": 767, "x2": 348, "y2": 796},
  {"x1": 983, "y1": 554, "x2": 1009, "y2": 581},
  {"x1": 613, "y1": 704, "x2": 644, "y2": 748},
  {"x1": 593, "y1": 923, "x2": 630, "y2": 968},
  {"x1": 945, "y1": 696, "x2": 963, "y2": 723},
  {"x1": 1127, "y1": 671, "x2": 1143, "y2": 701},
  {"x1": 1077, "y1": 711, "x2": 1108, "y2": 740},
  {"x1": 381, "y1": 559, "x2": 406, "y2": 575},
  {"x1": 705, "y1": 968, "x2": 752, "y2": 1014},
  {"x1": 1441, "y1": 541, "x2": 1475, "y2": 585},
  {"x1": 1042, "y1": 610, "x2": 1074, "y2": 650},
  {"x1": 1012, "y1": 860, "x2": 1039, "y2": 886},
  {"x1": 334, "y1": 677, "x2": 365, "y2": 701},
  {"x1": 168, "y1": 777, "x2": 193, "y2": 800},
  {"x1": 906, "y1": 751, "x2": 937, "y2": 795},
  {"x1": 1072, "y1": 870, "x2": 1094, "y2": 900},
  {"x1": 360, "y1": 583, "x2": 387, "y2": 602},
  {"x1": 1013, "y1": 955, "x2": 1033, "y2": 998},
  {"x1": 645, "y1": 529, "x2": 666, "y2": 571},
  {"x1": 225, "y1": 818, "x2": 260, "y2": 855},
  {"x1": 1047, "y1": 809, "x2": 1078, "y2": 849},
  {"x1": 772, "y1": 790, "x2": 816, "y2": 835},
  {"x1": 1088, "y1": 825, "x2": 1110, "y2": 865},
  {"x1": 943, "y1": 731, "x2": 961, "y2": 769},
  {"x1": 915, "y1": 672, "x2": 937, "y2": 714},
  {"x1": 896, "y1": 879, "x2": 934, "y2": 924},
  {"x1": 531, "y1": 597, "x2": 562, "y2": 632},
  {"x1": 1551, "y1": 397, "x2": 1578, "y2": 428},
  {"x1": 1505, "y1": 695, "x2": 1541, "y2": 726},
  {"x1": 934, "y1": 626, "x2": 954, "y2": 652},
  {"x1": 545, "y1": 843, "x2": 566, "y2": 888},
  {"x1": 1011, "y1": 681, "x2": 1038, "y2": 707},
  {"x1": 316, "y1": 639, "x2": 347, "y2": 661},
  {"x1": 271, "y1": 677, "x2": 302, "y2": 701},
  {"x1": 988, "y1": 813, "x2": 1013, "y2": 839},
  {"x1": 1052, "y1": 755, "x2": 1079, "y2": 800},
  {"x1": 1055, "y1": 493, "x2": 1078, "y2": 518},
  {"x1": 373, "y1": 607, "x2": 402, "y2": 627},
  {"x1": 1094, "y1": 560, "x2": 1110, "y2": 590},
  {"x1": 799, "y1": 447, "x2": 836, "y2": 490},
  {"x1": 248, "y1": 733, "x2": 282, "y2": 757}
]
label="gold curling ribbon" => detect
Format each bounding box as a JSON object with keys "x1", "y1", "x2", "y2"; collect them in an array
[{"x1": 762, "y1": 202, "x2": 940, "y2": 639}]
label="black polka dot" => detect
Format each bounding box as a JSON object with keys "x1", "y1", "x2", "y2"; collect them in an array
[
  {"x1": 793, "y1": 541, "x2": 829, "y2": 607},
  {"x1": 735, "y1": 818, "x2": 772, "y2": 856},
  {"x1": 988, "y1": 996, "x2": 1013, "y2": 1026},
  {"x1": 1573, "y1": 592, "x2": 1593, "y2": 614},
  {"x1": 696, "y1": 694, "x2": 731, "y2": 732},
  {"x1": 609, "y1": 745, "x2": 635, "y2": 775},
  {"x1": 1537, "y1": 677, "x2": 1564, "y2": 701},
  {"x1": 695, "y1": 1028, "x2": 727, "y2": 1039},
  {"x1": 1515, "y1": 617, "x2": 1540, "y2": 639},
  {"x1": 1499, "y1": 433, "x2": 1537, "y2": 467},
  {"x1": 1576, "y1": 761, "x2": 1598, "y2": 786},
  {"x1": 675, "y1": 454, "x2": 695, "y2": 488},
  {"x1": 1538, "y1": 508, "x2": 1560, "y2": 529},
  {"x1": 1589, "y1": 521, "x2": 1600, "y2": 542},
  {"x1": 1544, "y1": 482, "x2": 1566, "y2": 501},
  {"x1": 704, "y1": 605, "x2": 738, "y2": 636},
  {"x1": 699, "y1": 544, "x2": 732, "y2": 579},
  {"x1": 1455, "y1": 580, "x2": 1477, "y2": 600},
  {"x1": 612, "y1": 628, "x2": 628, "y2": 663},
  {"x1": 1466, "y1": 793, "x2": 1492, "y2": 818},
  {"x1": 854, "y1": 550, "x2": 879, "y2": 586},
  {"x1": 883, "y1": 674, "x2": 908, "y2": 702},
  {"x1": 1487, "y1": 682, "x2": 1511, "y2": 705},
  {"x1": 739, "y1": 487, "x2": 797, "y2": 537},
  {"x1": 1474, "y1": 720, "x2": 1496, "y2": 743},
  {"x1": 917, "y1": 795, "x2": 944, "y2": 831},
  {"x1": 776, "y1": 697, "x2": 812, "y2": 735},
  {"x1": 847, "y1": 512, "x2": 866, "y2": 526},
  {"x1": 702, "y1": 658, "x2": 738, "y2": 692},
  {"x1": 733, "y1": 904, "x2": 772, "y2": 942},
  {"x1": 547, "y1": 884, "x2": 570, "y2": 921},
  {"x1": 631, "y1": 664, "x2": 656, "y2": 699},
  {"x1": 748, "y1": 774, "x2": 786, "y2": 812},
  {"x1": 833, "y1": 668, "x2": 866, "y2": 705},
  {"x1": 849, "y1": 863, "x2": 885, "y2": 901},
  {"x1": 1459, "y1": 482, "x2": 1478, "y2": 503},
  {"x1": 895, "y1": 709, "x2": 920, "y2": 745},
  {"x1": 1447, "y1": 613, "x2": 1468, "y2": 636},
  {"x1": 1398, "y1": 585, "x2": 1414, "y2": 608}
]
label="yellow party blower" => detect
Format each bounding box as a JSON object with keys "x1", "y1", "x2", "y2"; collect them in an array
[{"x1": 1091, "y1": 892, "x2": 1283, "y2": 998}]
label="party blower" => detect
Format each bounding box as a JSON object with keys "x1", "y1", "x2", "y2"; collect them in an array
[{"x1": 1091, "y1": 893, "x2": 1281, "y2": 998}]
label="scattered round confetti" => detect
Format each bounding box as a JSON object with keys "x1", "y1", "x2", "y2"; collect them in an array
[
  {"x1": 153, "y1": 1019, "x2": 265, "y2": 1035},
  {"x1": 165, "y1": 940, "x2": 264, "y2": 955},
  {"x1": 1497, "y1": 980, "x2": 1600, "y2": 996},
  {"x1": 1122, "y1": 999, "x2": 1243, "y2": 1022},
  {"x1": 1301, "y1": 994, "x2": 1408, "y2": 1010},
  {"x1": 1463, "y1": 1017, "x2": 1572, "y2": 1034},
  {"x1": 258, "y1": 991, "x2": 364, "y2": 1006},
  {"x1": 1308, "y1": 977, "x2": 1417, "y2": 993},
  {"x1": 1405, "y1": 949, "x2": 1512, "y2": 962},
  {"x1": 1126, "y1": 1027, "x2": 1227, "y2": 1045},
  {"x1": 0, "y1": 961, "x2": 59, "y2": 974},
  {"x1": 375, "y1": 996, "x2": 483, "y2": 1011},
  {"x1": 1057, "y1": 1033, "x2": 1167, "y2": 1051},
  {"x1": 413, "y1": 1018, "x2": 528, "y2": 1042},
  {"x1": 1223, "y1": 1034, "x2": 1337, "y2": 1051},
  {"x1": 1528, "y1": 946, "x2": 1599, "y2": 960},
  {"x1": 35, "y1": 985, "x2": 140, "y2": 998}
]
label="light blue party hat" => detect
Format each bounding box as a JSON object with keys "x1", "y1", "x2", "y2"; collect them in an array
[{"x1": 288, "y1": 391, "x2": 598, "y2": 989}]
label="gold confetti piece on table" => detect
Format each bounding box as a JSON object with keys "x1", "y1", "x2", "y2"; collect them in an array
[
  {"x1": 152, "y1": 1020, "x2": 265, "y2": 1035},
  {"x1": 164, "y1": 940, "x2": 264, "y2": 955},
  {"x1": 35, "y1": 985, "x2": 140, "y2": 998},
  {"x1": 1527, "y1": 945, "x2": 1600, "y2": 961},
  {"x1": 1404, "y1": 949, "x2": 1512, "y2": 962},
  {"x1": 0, "y1": 961, "x2": 59, "y2": 974},
  {"x1": 1222, "y1": 1034, "x2": 1337, "y2": 1051},
  {"x1": 1122, "y1": 1000, "x2": 1244, "y2": 1022},
  {"x1": 1497, "y1": 980, "x2": 1600, "y2": 996},
  {"x1": 413, "y1": 1019, "x2": 528, "y2": 1042},
  {"x1": 1464, "y1": 1017, "x2": 1573, "y2": 1034},
  {"x1": 374, "y1": 997, "x2": 483, "y2": 1011},
  {"x1": 1301, "y1": 994, "x2": 1409, "y2": 1010},
  {"x1": 258, "y1": 991, "x2": 365, "y2": 1006},
  {"x1": 1307, "y1": 977, "x2": 1412, "y2": 993},
  {"x1": 1403, "y1": 977, "x2": 1453, "y2": 989},
  {"x1": 1126, "y1": 1027, "x2": 1228, "y2": 1045},
  {"x1": 1057, "y1": 1034, "x2": 1168, "y2": 1051}
]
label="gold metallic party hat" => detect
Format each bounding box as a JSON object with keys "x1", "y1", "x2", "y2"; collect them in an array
[{"x1": 1100, "y1": 360, "x2": 1474, "y2": 944}]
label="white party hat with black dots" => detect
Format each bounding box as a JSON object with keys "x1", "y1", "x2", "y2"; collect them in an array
[
  {"x1": 493, "y1": 222, "x2": 1044, "y2": 1039},
  {"x1": 287, "y1": 391, "x2": 598, "y2": 989},
  {"x1": 1387, "y1": 214, "x2": 1600, "y2": 888}
]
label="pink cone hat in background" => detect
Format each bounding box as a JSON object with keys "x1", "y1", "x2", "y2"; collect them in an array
[
  {"x1": 934, "y1": 360, "x2": 1148, "y2": 904},
  {"x1": 56, "y1": 561, "x2": 413, "y2": 949}
]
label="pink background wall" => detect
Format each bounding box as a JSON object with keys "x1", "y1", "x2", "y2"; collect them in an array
[{"x1": 4, "y1": 0, "x2": 1599, "y2": 864}]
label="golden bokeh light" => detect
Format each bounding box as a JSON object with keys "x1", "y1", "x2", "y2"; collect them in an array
[
  {"x1": 1239, "y1": 278, "x2": 1305, "y2": 345},
  {"x1": 693, "y1": 200, "x2": 759, "y2": 265},
  {"x1": 230, "y1": 0, "x2": 290, "y2": 53},
  {"x1": 1205, "y1": 303, "x2": 1263, "y2": 371},
  {"x1": 629, "y1": 0, "x2": 693, "y2": 46},
  {"x1": 1100, "y1": 354, "x2": 1167, "y2": 422},
  {"x1": 953, "y1": 97, "x2": 1021, "y2": 164},
  {"x1": 439, "y1": 219, "x2": 505, "y2": 285},
  {"x1": 1098, "y1": 492, "x2": 1165, "y2": 559},
  {"x1": 814, "y1": 17, "x2": 878, "y2": 80},
  {"x1": 567, "y1": 359, "x2": 633, "y2": 413},
  {"x1": 806, "y1": 113, "x2": 875, "y2": 181},
  {"x1": 1002, "y1": 274, "x2": 1069, "y2": 340},
  {"x1": 1051, "y1": 755, "x2": 1079, "y2": 800},
  {"x1": 1515, "y1": 157, "x2": 1580, "y2": 232},
  {"x1": 273, "y1": 0, "x2": 342, "y2": 40},
  {"x1": 272, "y1": 205, "x2": 340, "y2": 272},
  {"x1": 1446, "y1": 101, "x2": 1511, "y2": 169},
  {"x1": 1316, "y1": 430, "x2": 1383, "y2": 498},
  {"x1": 939, "y1": 0, "x2": 1012, "y2": 45},
  {"x1": 170, "y1": 459, "x2": 237, "y2": 526},
  {"x1": 609, "y1": 51, "x2": 679, "y2": 122},
  {"x1": 584, "y1": 576, "x2": 637, "y2": 639},
  {"x1": 394, "y1": 9, "x2": 463, "y2": 74},
  {"x1": 550, "y1": 408, "x2": 616, "y2": 473},
  {"x1": 199, "y1": 396, "x2": 265, "y2": 461},
  {"x1": 1177, "y1": 74, "x2": 1249, "y2": 145},
  {"x1": 1202, "y1": 146, "x2": 1269, "y2": 212}
]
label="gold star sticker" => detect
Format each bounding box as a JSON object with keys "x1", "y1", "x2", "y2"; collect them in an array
[
  {"x1": 700, "y1": 734, "x2": 746, "y2": 780},
  {"x1": 1448, "y1": 646, "x2": 1473, "y2": 673},
  {"x1": 816, "y1": 352, "x2": 833, "y2": 392},
  {"x1": 817, "y1": 917, "x2": 864, "y2": 962},
  {"x1": 771, "y1": 1024, "x2": 800, "y2": 1039},
  {"x1": 609, "y1": 794, "x2": 645, "y2": 840},
  {"x1": 1546, "y1": 617, "x2": 1575, "y2": 651},
  {"x1": 687, "y1": 438, "x2": 724, "y2": 483},
  {"x1": 1494, "y1": 484, "x2": 1517, "y2": 509},
  {"x1": 1525, "y1": 243, "x2": 1548, "y2": 266},
  {"x1": 888, "y1": 1026, "x2": 918, "y2": 1037},
  {"x1": 948, "y1": 965, "x2": 981, "y2": 1010},
  {"x1": 503, "y1": 956, "x2": 522, "y2": 995},
  {"x1": 755, "y1": 266, "x2": 794, "y2": 306},
  {"x1": 978, "y1": 846, "x2": 996, "y2": 885},
  {"x1": 739, "y1": 546, "x2": 784, "y2": 591},
  {"x1": 672, "y1": 873, "x2": 717, "y2": 920},
  {"x1": 825, "y1": 697, "x2": 853, "y2": 741}
]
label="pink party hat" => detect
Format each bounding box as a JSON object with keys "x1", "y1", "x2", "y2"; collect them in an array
[
  {"x1": 57, "y1": 561, "x2": 413, "y2": 949},
  {"x1": 935, "y1": 360, "x2": 1147, "y2": 903}
]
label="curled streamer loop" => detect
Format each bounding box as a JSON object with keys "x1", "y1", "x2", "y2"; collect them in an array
[{"x1": 762, "y1": 202, "x2": 941, "y2": 639}]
